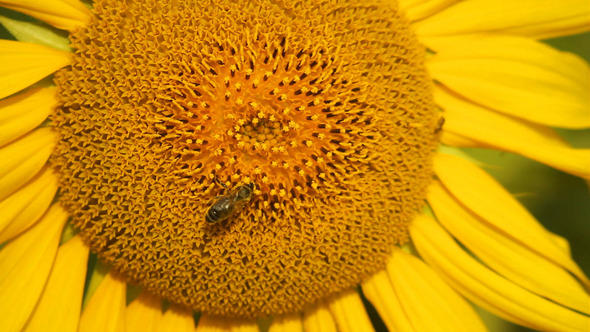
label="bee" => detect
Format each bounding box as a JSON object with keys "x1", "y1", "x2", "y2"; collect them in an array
[{"x1": 205, "y1": 180, "x2": 255, "y2": 224}]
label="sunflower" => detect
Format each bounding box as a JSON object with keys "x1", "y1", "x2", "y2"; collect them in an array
[{"x1": 1, "y1": 0, "x2": 589, "y2": 331}]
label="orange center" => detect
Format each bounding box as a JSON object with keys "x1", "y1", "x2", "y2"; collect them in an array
[{"x1": 51, "y1": 0, "x2": 439, "y2": 318}]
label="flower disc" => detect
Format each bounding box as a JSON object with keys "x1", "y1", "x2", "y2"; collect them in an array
[{"x1": 51, "y1": 0, "x2": 439, "y2": 318}]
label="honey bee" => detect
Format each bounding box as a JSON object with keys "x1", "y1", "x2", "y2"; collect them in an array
[{"x1": 205, "y1": 181, "x2": 255, "y2": 224}]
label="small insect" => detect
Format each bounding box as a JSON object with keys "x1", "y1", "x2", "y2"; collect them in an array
[
  {"x1": 434, "y1": 116, "x2": 445, "y2": 134},
  {"x1": 205, "y1": 180, "x2": 255, "y2": 224}
]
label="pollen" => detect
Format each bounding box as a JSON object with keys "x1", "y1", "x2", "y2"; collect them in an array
[{"x1": 51, "y1": 0, "x2": 439, "y2": 318}]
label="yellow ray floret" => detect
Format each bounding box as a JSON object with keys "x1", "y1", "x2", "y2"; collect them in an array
[
  {"x1": 436, "y1": 87, "x2": 590, "y2": 179},
  {"x1": 194, "y1": 314, "x2": 229, "y2": 332},
  {"x1": 79, "y1": 272, "x2": 126, "y2": 332},
  {"x1": 362, "y1": 269, "x2": 414, "y2": 332},
  {"x1": 194, "y1": 315, "x2": 226, "y2": 332},
  {"x1": 411, "y1": 214, "x2": 590, "y2": 332},
  {"x1": 0, "y1": 88, "x2": 56, "y2": 147},
  {"x1": 386, "y1": 248, "x2": 487, "y2": 331},
  {"x1": 126, "y1": 292, "x2": 163, "y2": 332},
  {"x1": 413, "y1": 0, "x2": 590, "y2": 49},
  {"x1": 268, "y1": 312, "x2": 303, "y2": 332},
  {"x1": 0, "y1": 0, "x2": 91, "y2": 31},
  {"x1": 433, "y1": 153, "x2": 590, "y2": 286},
  {"x1": 428, "y1": 181, "x2": 590, "y2": 314},
  {"x1": 0, "y1": 166, "x2": 57, "y2": 244},
  {"x1": 157, "y1": 304, "x2": 195, "y2": 332},
  {"x1": 326, "y1": 289, "x2": 374, "y2": 332},
  {"x1": 0, "y1": 127, "x2": 55, "y2": 201},
  {"x1": 23, "y1": 235, "x2": 89, "y2": 332},
  {"x1": 303, "y1": 300, "x2": 337, "y2": 332},
  {"x1": 363, "y1": 247, "x2": 487, "y2": 332},
  {"x1": 0, "y1": 204, "x2": 68, "y2": 332},
  {"x1": 428, "y1": 35, "x2": 590, "y2": 128},
  {"x1": 399, "y1": 0, "x2": 460, "y2": 22},
  {"x1": 0, "y1": 40, "x2": 71, "y2": 99}
]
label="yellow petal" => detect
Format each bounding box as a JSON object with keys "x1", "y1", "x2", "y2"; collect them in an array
[
  {"x1": 0, "y1": 127, "x2": 55, "y2": 200},
  {"x1": 0, "y1": 88, "x2": 55, "y2": 147},
  {"x1": 362, "y1": 269, "x2": 415, "y2": 332},
  {"x1": 23, "y1": 235, "x2": 89, "y2": 332},
  {"x1": 433, "y1": 153, "x2": 590, "y2": 287},
  {"x1": 126, "y1": 292, "x2": 162, "y2": 332},
  {"x1": 327, "y1": 288, "x2": 374, "y2": 332},
  {"x1": 195, "y1": 314, "x2": 229, "y2": 332},
  {"x1": 0, "y1": 40, "x2": 71, "y2": 99},
  {"x1": 0, "y1": 15, "x2": 71, "y2": 52},
  {"x1": 548, "y1": 232, "x2": 572, "y2": 256},
  {"x1": 0, "y1": 166, "x2": 57, "y2": 244},
  {"x1": 303, "y1": 300, "x2": 338, "y2": 332},
  {"x1": 0, "y1": 0, "x2": 91, "y2": 31},
  {"x1": 226, "y1": 319, "x2": 259, "y2": 332},
  {"x1": 196, "y1": 315, "x2": 258, "y2": 332},
  {"x1": 268, "y1": 312, "x2": 303, "y2": 332},
  {"x1": 410, "y1": 214, "x2": 590, "y2": 332},
  {"x1": 386, "y1": 247, "x2": 488, "y2": 331},
  {"x1": 437, "y1": 92, "x2": 540, "y2": 150},
  {"x1": 155, "y1": 304, "x2": 195, "y2": 332},
  {"x1": 439, "y1": 130, "x2": 479, "y2": 147},
  {"x1": 79, "y1": 272, "x2": 127, "y2": 332},
  {"x1": 80, "y1": 261, "x2": 107, "y2": 310},
  {"x1": 399, "y1": 0, "x2": 459, "y2": 22},
  {"x1": 428, "y1": 36, "x2": 589, "y2": 128},
  {"x1": 0, "y1": 204, "x2": 67, "y2": 332},
  {"x1": 413, "y1": 0, "x2": 590, "y2": 48},
  {"x1": 428, "y1": 181, "x2": 590, "y2": 314},
  {"x1": 417, "y1": 34, "x2": 492, "y2": 52},
  {"x1": 435, "y1": 86, "x2": 590, "y2": 179}
]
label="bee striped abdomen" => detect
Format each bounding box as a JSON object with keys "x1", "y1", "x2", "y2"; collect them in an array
[{"x1": 205, "y1": 183, "x2": 255, "y2": 224}]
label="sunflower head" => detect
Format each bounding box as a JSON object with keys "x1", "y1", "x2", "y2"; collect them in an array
[{"x1": 51, "y1": 0, "x2": 439, "y2": 318}]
